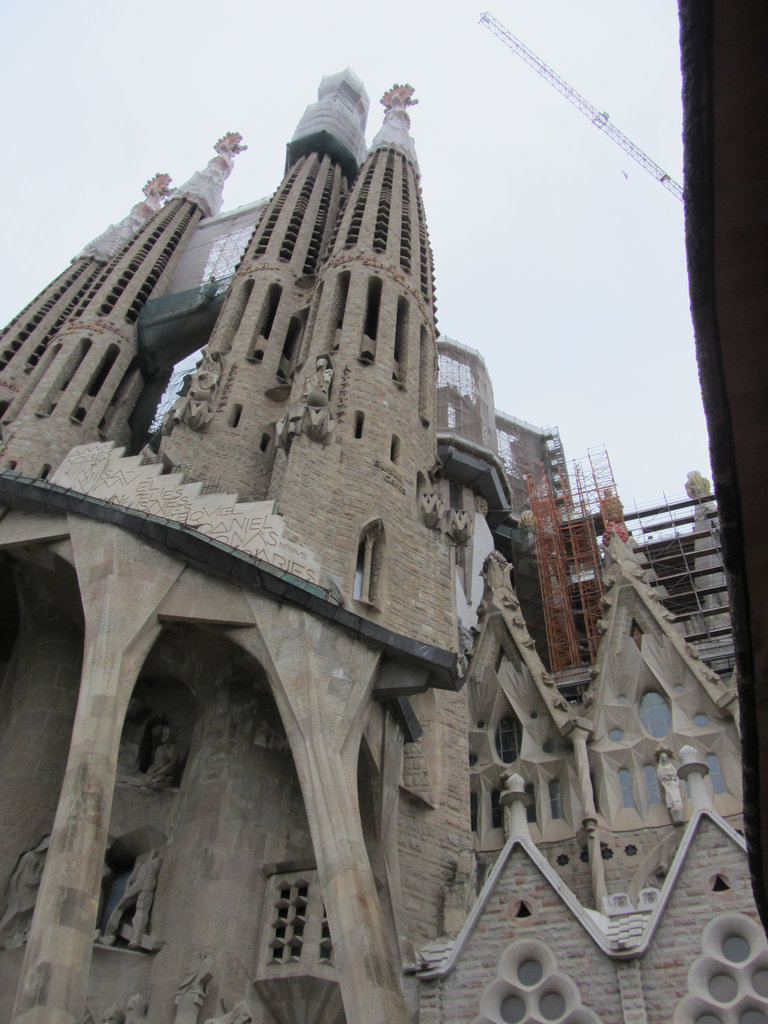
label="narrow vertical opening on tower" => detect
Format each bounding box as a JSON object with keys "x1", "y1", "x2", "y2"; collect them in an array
[
  {"x1": 260, "y1": 432, "x2": 271, "y2": 452},
  {"x1": 86, "y1": 345, "x2": 120, "y2": 398},
  {"x1": 278, "y1": 313, "x2": 306, "y2": 381},
  {"x1": 261, "y1": 284, "x2": 282, "y2": 341},
  {"x1": 418, "y1": 325, "x2": 431, "y2": 426},
  {"x1": 301, "y1": 279, "x2": 323, "y2": 364},
  {"x1": 353, "y1": 412, "x2": 365, "y2": 439},
  {"x1": 360, "y1": 278, "x2": 382, "y2": 362},
  {"x1": 329, "y1": 272, "x2": 350, "y2": 350},
  {"x1": 40, "y1": 464, "x2": 51, "y2": 479},
  {"x1": 393, "y1": 296, "x2": 408, "y2": 384},
  {"x1": 390, "y1": 435, "x2": 400, "y2": 464},
  {"x1": 352, "y1": 520, "x2": 384, "y2": 606},
  {"x1": 38, "y1": 338, "x2": 92, "y2": 416},
  {"x1": 229, "y1": 404, "x2": 243, "y2": 429},
  {"x1": 221, "y1": 278, "x2": 254, "y2": 353}
]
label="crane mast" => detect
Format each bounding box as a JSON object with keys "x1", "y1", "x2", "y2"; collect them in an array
[{"x1": 479, "y1": 11, "x2": 683, "y2": 201}]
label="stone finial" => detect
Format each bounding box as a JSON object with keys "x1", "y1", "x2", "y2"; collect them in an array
[
  {"x1": 679, "y1": 744, "x2": 701, "y2": 765},
  {"x1": 370, "y1": 83, "x2": 420, "y2": 169},
  {"x1": 685, "y1": 470, "x2": 712, "y2": 499},
  {"x1": 500, "y1": 772, "x2": 531, "y2": 839},
  {"x1": 677, "y1": 744, "x2": 712, "y2": 813},
  {"x1": 381, "y1": 83, "x2": 419, "y2": 112},
  {"x1": 76, "y1": 173, "x2": 174, "y2": 263},
  {"x1": 176, "y1": 133, "x2": 247, "y2": 218}
]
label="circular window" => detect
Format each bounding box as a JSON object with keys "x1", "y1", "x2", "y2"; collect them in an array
[
  {"x1": 722, "y1": 934, "x2": 751, "y2": 963},
  {"x1": 617, "y1": 695, "x2": 628, "y2": 703},
  {"x1": 739, "y1": 1012, "x2": 768, "y2": 1024},
  {"x1": 500, "y1": 995, "x2": 527, "y2": 1023},
  {"x1": 518, "y1": 959, "x2": 543, "y2": 986},
  {"x1": 543, "y1": 740, "x2": 555, "y2": 754},
  {"x1": 709, "y1": 972, "x2": 737, "y2": 1002},
  {"x1": 639, "y1": 691, "x2": 672, "y2": 738},
  {"x1": 694, "y1": 713, "x2": 710, "y2": 726},
  {"x1": 609, "y1": 728, "x2": 624, "y2": 741},
  {"x1": 539, "y1": 991, "x2": 566, "y2": 1020},
  {"x1": 753, "y1": 969, "x2": 768, "y2": 997}
]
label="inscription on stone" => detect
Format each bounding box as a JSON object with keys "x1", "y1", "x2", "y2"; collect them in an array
[{"x1": 51, "y1": 443, "x2": 322, "y2": 584}]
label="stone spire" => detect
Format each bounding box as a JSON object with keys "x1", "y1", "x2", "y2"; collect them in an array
[
  {"x1": 370, "y1": 83, "x2": 420, "y2": 172},
  {"x1": 176, "y1": 132, "x2": 248, "y2": 218},
  {"x1": 76, "y1": 173, "x2": 174, "y2": 262}
]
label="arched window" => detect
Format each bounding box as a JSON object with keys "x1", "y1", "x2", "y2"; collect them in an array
[
  {"x1": 495, "y1": 716, "x2": 523, "y2": 763},
  {"x1": 706, "y1": 753, "x2": 727, "y2": 794},
  {"x1": 618, "y1": 768, "x2": 635, "y2": 809},
  {"x1": 490, "y1": 788, "x2": 503, "y2": 829},
  {"x1": 548, "y1": 779, "x2": 563, "y2": 820},
  {"x1": 352, "y1": 520, "x2": 383, "y2": 606},
  {"x1": 644, "y1": 764, "x2": 662, "y2": 804},
  {"x1": 639, "y1": 691, "x2": 672, "y2": 738}
]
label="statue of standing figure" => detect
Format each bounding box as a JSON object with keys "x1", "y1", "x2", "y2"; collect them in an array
[
  {"x1": 100, "y1": 851, "x2": 162, "y2": 949},
  {"x1": 0, "y1": 835, "x2": 50, "y2": 949},
  {"x1": 656, "y1": 750, "x2": 685, "y2": 823}
]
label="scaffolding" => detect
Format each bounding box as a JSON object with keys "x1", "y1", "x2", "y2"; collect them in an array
[
  {"x1": 623, "y1": 490, "x2": 733, "y2": 675},
  {"x1": 527, "y1": 446, "x2": 618, "y2": 673}
]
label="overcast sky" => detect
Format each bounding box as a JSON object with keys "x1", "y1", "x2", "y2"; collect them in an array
[{"x1": 0, "y1": 0, "x2": 709, "y2": 508}]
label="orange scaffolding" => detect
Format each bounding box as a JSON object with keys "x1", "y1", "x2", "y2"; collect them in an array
[{"x1": 527, "y1": 446, "x2": 620, "y2": 672}]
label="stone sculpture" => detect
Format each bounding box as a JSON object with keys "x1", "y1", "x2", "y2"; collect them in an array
[
  {"x1": 172, "y1": 348, "x2": 224, "y2": 431},
  {"x1": 204, "y1": 1003, "x2": 255, "y2": 1024},
  {"x1": 277, "y1": 354, "x2": 336, "y2": 449},
  {"x1": 101, "y1": 1007, "x2": 125, "y2": 1024},
  {"x1": 0, "y1": 835, "x2": 50, "y2": 949},
  {"x1": 125, "y1": 994, "x2": 148, "y2": 1023},
  {"x1": 100, "y1": 850, "x2": 161, "y2": 948},
  {"x1": 119, "y1": 725, "x2": 180, "y2": 792},
  {"x1": 656, "y1": 751, "x2": 685, "y2": 823},
  {"x1": 175, "y1": 950, "x2": 215, "y2": 1024},
  {"x1": 418, "y1": 489, "x2": 444, "y2": 529},
  {"x1": 685, "y1": 470, "x2": 712, "y2": 499}
]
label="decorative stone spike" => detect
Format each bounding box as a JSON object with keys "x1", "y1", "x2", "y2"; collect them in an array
[
  {"x1": 177, "y1": 132, "x2": 247, "y2": 218},
  {"x1": 76, "y1": 172, "x2": 174, "y2": 262}
]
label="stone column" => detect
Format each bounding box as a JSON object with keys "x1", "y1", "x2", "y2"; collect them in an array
[
  {"x1": 566, "y1": 721, "x2": 607, "y2": 910},
  {"x1": 12, "y1": 521, "x2": 184, "y2": 1024},
  {"x1": 0, "y1": 570, "x2": 82, "y2": 897},
  {"x1": 500, "y1": 772, "x2": 532, "y2": 838},
  {"x1": 235, "y1": 602, "x2": 411, "y2": 1024}
]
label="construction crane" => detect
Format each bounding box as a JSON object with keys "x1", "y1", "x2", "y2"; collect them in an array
[{"x1": 479, "y1": 11, "x2": 683, "y2": 201}]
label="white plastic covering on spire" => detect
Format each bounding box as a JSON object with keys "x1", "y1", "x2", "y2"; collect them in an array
[
  {"x1": 370, "y1": 83, "x2": 420, "y2": 172},
  {"x1": 76, "y1": 173, "x2": 174, "y2": 263},
  {"x1": 176, "y1": 133, "x2": 248, "y2": 219}
]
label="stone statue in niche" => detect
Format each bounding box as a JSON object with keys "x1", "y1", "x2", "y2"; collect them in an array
[
  {"x1": 276, "y1": 354, "x2": 336, "y2": 449},
  {"x1": 118, "y1": 724, "x2": 180, "y2": 793},
  {"x1": 99, "y1": 850, "x2": 162, "y2": 949},
  {"x1": 656, "y1": 750, "x2": 685, "y2": 824},
  {"x1": 0, "y1": 834, "x2": 50, "y2": 949},
  {"x1": 171, "y1": 347, "x2": 224, "y2": 431}
]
